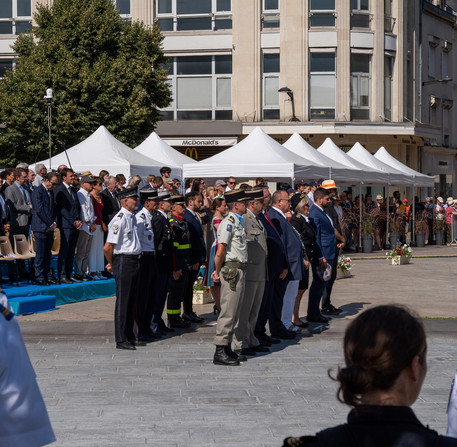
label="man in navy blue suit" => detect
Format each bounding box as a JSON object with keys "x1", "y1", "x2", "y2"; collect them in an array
[
  {"x1": 307, "y1": 187, "x2": 337, "y2": 323},
  {"x1": 256, "y1": 188, "x2": 289, "y2": 345},
  {"x1": 182, "y1": 191, "x2": 206, "y2": 323},
  {"x1": 55, "y1": 168, "x2": 82, "y2": 284},
  {"x1": 267, "y1": 190, "x2": 305, "y2": 338},
  {"x1": 31, "y1": 173, "x2": 58, "y2": 285}
]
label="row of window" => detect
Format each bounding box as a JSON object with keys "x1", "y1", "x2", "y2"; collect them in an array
[
  {"x1": 160, "y1": 54, "x2": 394, "y2": 122},
  {"x1": 156, "y1": 0, "x2": 395, "y2": 32}
]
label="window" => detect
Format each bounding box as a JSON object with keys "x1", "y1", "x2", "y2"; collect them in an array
[
  {"x1": 309, "y1": 52, "x2": 336, "y2": 120},
  {"x1": 384, "y1": 56, "x2": 393, "y2": 121},
  {"x1": 115, "y1": 0, "x2": 130, "y2": 15},
  {"x1": 442, "y1": 43, "x2": 451, "y2": 79},
  {"x1": 351, "y1": 54, "x2": 370, "y2": 120},
  {"x1": 384, "y1": 0, "x2": 394, "y2": 32},
  {"x1": 156, "y1": 0, "x2": 232, "y2": 32},
  {"x1": 263, "y1": 54, "x2": 280, "y2": 120},
  {"x1": 351, "y1": 0, "x2": 370, "y2": 29},
  {"x1": 262, "y1": 0, "x2": 279, "y2": 29},
  {"x1": 429, "y1": 44, "x2": 436, "y2": 78},
  {"x1": 0, "y1": 60, "x2": 13, "y2": 78},
  {"x1": 161, "y1": 55, "x2": 232, "y2": 121},
  {"x1": 0, "y1": 0, "x2": 32, "y2": 35},
  {"x1": 309, "y1": 0, "x2": 335, "y2": 27}
]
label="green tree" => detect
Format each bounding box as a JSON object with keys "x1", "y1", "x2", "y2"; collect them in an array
[{"x1": 0, "y1": 0, "x2": 171, "y2": 166}]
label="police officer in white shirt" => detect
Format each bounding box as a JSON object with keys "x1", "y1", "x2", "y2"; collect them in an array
[
  {"x1": 136, "y1": 187, "x2": 161, "y2": 343},
  {"x1": 0, "y1": 291, "x2": 55, "y2": 446},
  {"x1": 104, "y1": 186, "x2": 143, "y2": 350}
]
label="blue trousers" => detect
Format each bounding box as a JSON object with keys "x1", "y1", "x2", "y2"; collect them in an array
[
  {"x1": 34, "y1": 231, "x2": 53, "y2": 282},
  {"x1": 57, "y1": 227, "x2": 79, "y2": 279}
]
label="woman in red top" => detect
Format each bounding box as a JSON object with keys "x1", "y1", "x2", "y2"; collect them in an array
[{"x1": 89, "y1": 177, "x2": 105, "y2": 279}]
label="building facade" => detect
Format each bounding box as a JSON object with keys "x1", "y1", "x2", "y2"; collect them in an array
[{"x1": 2, "y1": 0, "x2": 456, "y2": 196}]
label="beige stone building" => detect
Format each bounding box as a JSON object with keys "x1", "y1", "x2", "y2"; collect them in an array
[{"x1": 2, "y1": 0, "x2": 456, "y2": 195}]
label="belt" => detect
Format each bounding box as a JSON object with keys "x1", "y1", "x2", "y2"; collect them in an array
[
  {"x1": 142, "y1": 251, "x2": 156, "y2": 255},
  {"x1": 115, "y1": 253, "x2": 142, "y2": 259},
  {"x1": 223, "y1": 261, "x2": 247, "y2": 270}
]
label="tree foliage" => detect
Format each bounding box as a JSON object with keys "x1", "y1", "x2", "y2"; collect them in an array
[{"x1": 0, "y1": 0, "x2": 171, "y2": 166}]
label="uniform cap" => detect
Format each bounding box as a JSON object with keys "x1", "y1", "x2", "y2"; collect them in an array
[
  {"x1": 157, "y1": 191, "x2": 172, "y2": 201},
  {"x1": 245, "y1": 188, "x2": 264, "y2": 201},
  {"x1": 171, "y1": 194, "x2": 185, "y2": 205},
  {"x1": 309, "y1": 181, "x2": 318, "y2": 187},
  {"x1": 139, "y1": 187, "x2": 158, "y2": 201},
  {"x1": 321, "y1": 179, "x2": 338, "y2": 190},
  {"x1": 80, "y1": 175, "x2": 97, "y2": 184},
  {"x1": 291, "y1": 193, "x2": 308, "y2": 210},
  {"x1": 224, "y1": 188, "x2": 246, "y2": 204},
  {"x1": 295, "y1": 179, "x2": 306, "y2": 185},
  {"x1": 115, "y1": 186, "x2": 138, "y2": 200}
]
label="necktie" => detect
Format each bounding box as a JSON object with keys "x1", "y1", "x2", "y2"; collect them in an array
[
  {"x1": 0, "y1": 195, "x2": 6, "y2": 220},
  {"x1": 264, "y1": 211, "x2": 274, "y2": 229}
]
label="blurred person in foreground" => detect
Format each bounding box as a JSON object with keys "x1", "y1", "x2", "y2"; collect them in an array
[{"x1": 283, "y1": 304, "x2": 457, "y2": 447}]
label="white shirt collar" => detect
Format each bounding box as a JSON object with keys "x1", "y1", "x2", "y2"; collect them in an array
[
  {"x1": 158, "y1": 209, "x2": 168, "y2": 218},
  {"x1": 272, "y1": 205, "x2": 287, "y2": 219},
  {"x1": 187, "y1": 208, "x2": 197, "y2": 217}
]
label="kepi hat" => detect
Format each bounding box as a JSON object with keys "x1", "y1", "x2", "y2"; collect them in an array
[
  {"x1": 139, "y1": 187, "x2": 158, "y2": 201},
  {"x1": 116, "y1": 186, "x2": 138, "y2": 200},
  {"x1": 224, "y1": 188, "x2": 246, "y2": 204}
]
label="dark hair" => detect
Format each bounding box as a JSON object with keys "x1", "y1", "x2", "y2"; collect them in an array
[
  {"x1": 185, "y1": 178, "x2": 193, "y2": 189},
  {"x1": 98, "y1": 170, "x2": 109, "y2": 180},
  {"x1": 185, "y1": 191, "x2": 200, "y2": 205},
  {"x1": 191, "y1": 178, "x2": 204, "y2": 192},
  {"x1": 60, "y1": 168, "x2": 74, "y2": 179},
  {"x1": 313, "y1": 187, "x2": 329, "y2": 202},
  {"x1": 1, "y1": 168, "x2": 14, "y2": 180},
  {"x1": 45, "y1": 172, "x2": 58, "y2": 182},
  {"x1": 211, "y1": 197, "x2": 225, "y2": 212},
  {"x1": 335, "y1": 305, "x2": 426, "y2": 409},
  {"x1": 160, "y1": 166, "x2": 171, "y2": 175},
  {"x1": 115, "y1": 173, "x2": 126, "y2": 184},
  {"x1": 15, "y1": 167, "x2": 28, "y2": 178}
]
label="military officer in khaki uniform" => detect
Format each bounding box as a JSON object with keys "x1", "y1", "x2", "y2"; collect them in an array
[
  {"x1": 233, "y1": 188, "x2": 268, "y2": 356},
  {"x1": 211, "y1": 189, "x2": 248, "y2": 366}
]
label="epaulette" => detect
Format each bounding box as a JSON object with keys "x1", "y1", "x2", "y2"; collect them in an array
[
  {"x1": 0, "y1": 303, "x2": 14, "y2": 321},
  {"x1": 118, "y1": 213, "x2": 124, "y2": 218},
  {"x1": 139, "y1": 214, "x2": 145, "y2": 219},
  {"x1": 228, "y1": 216, "x2": 235, "y2": 223},
  {"x1": 296, "y1": 214, "x2": 302, "y2": 219}
]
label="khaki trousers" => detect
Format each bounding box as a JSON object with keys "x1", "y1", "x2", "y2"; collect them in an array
[
  {"x1": 233, "y1": 279, "x2": 265, "y2": 350},
  {"x1": 214, "y1": 268, "x2": 246, "y2": 346}
]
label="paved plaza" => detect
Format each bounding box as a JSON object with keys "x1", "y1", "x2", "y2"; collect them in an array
[{"x1": 18, "y1": 246, "x2": 457, "y2": 446}]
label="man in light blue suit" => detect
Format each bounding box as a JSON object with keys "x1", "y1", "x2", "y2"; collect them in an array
[{"x1": 307, "y1": 188, "x2": 336, "y2": 323}]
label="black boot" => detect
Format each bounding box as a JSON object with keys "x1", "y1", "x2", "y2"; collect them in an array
[
  {"x1": 225, "y1": 344, "x2": 247, "y2": 362},
  {"x1": 213, "y1": 346, "x2": 240, "y2": 366}
]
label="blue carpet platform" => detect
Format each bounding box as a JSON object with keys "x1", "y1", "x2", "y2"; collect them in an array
[{"x1": 2, "y1": 278, "x2": 116, "y2": 315}]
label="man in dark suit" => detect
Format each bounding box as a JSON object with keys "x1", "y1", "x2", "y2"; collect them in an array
[
  {"x1": 31, "y1": 173, "x2": 58, "y2": 285},
  {"x1": 268, "y1": 190, "x2": 305, "y2": 338},
  {"x1": 55, "y1": 168, "x2": 82, "y2": 284},
  {"x1": 182, "y1": 191, "x2": 206, "y2": 323},
  {"x1": 256, "y1": 188, "x2": 288, "y2": 346},
  {"x1": 307, "y1": 187, "x2": 337, "y2": 323},
  {"x1": 5, "y1": 167, "x2": 32, "y2": 280},
  {"x1": 151, "y1": 191, "x2": 174, "y2": 334}
]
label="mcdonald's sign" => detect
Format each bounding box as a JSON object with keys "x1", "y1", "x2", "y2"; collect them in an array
[{"x1": 185, "y1": 147, "x2": 199, "y2": 160}]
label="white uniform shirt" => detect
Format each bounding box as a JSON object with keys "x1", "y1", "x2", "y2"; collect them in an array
[
  {"x1": 307, "y1": 191, "x2": 315, "y2": 208},
  {"x1": 77, "y1": 188, "x2": 96, "y2": 235},
  {"x1": 136, "y1": 207, "x2": 155, "y2": 252},
  {"x1": 217, "y1": 212, "x2": 247, "y2": 263},
  {"x1": 0, "y1": 293, "x2": 55, "y2": 447},
  {"x1": 107, "y1": 208, "x2": 141, "y2": 255}
]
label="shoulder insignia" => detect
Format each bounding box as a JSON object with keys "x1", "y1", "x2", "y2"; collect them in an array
[
  {"x1": 228, "y1": 216, "x2": 235, "y2": 223},
  {"x1": 226, "y1": 224, "x2": 232, "y2": 232},
  {"x1": 140, "y1": 214, "x2": 145, "y2": 219},
  {"x1": 118, "y1": 213, "x2": 124, "y2": 218},
  {"x1": 112, "y1": 225, "x2": 120, "y2": 235},
  {"x1": 296, "y1": 214, "x2": 302, "y2": 219}
]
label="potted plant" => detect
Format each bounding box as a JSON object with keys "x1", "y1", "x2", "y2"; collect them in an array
[
  {"x1": 435, "y1": 217, "x2": 446, "y2": 245},
  {"x1": 361, "y1": 212, "x2": 374, "y2": 253},
  {"x1": 386, "y1": 244, "x2": 413, "y2": 265},
  {"x1": 389, "y1": 215, "x2": 402, "y2": 248},
  {"x1": 414, "y1": 211, "x2": 428, "y2": 247},
  {"x1": 192, "y1": 276, "x2": 212, "y2": 305},
  {"x1": 337, "y1": 255, "x2": 352, "y2": 279}
]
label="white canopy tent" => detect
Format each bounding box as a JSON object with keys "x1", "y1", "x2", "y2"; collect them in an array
[
  {"x1": 283, "y1": 133, "x2": 363, "y2": 183},
  {"x1": 32, "y1": 126, "x2": 162, "y2": 180},
  {"x1": 374, "y1": 146, "x2": 434, "y2": 187},
  {"x1": 134, "y1": 131, "x2": 196, "y2": 178},
  {"x1": 182, "y1": 127, "x2": 330, "y2": 182},
  {"x1": 347, "y1": 143, "x2": 414, "y2": 185},
  {"x1": 317, "y1": 138, "x2": 389, "y2": 184}
]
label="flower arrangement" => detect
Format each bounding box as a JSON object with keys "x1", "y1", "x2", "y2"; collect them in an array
[
  {"x1": 386, "y1": 244, "x2": 413, "y2": 260},
  {"x1": 193, "y1": 276, "x2": 210, "y2": 292},
  {"x1": 337, "y1": 255, "x2": 352, "y2": 274}
]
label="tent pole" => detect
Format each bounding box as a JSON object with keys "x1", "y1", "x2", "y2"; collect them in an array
[
  {"x1": 329, "y1": 167, "x2": 332, "y2": 179},
  {"x1": 386, "y1": 184, "x2": 389, "y2": 248},
  {"x1": 412, "y1": 184, "x2": 416, "y2": 245},
  {"x1": 359, "y1": 183, "x2": 362, "y2": 249}
]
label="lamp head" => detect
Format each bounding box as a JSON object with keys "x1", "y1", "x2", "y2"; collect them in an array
[{"x1": 44, "y1": 88, "x2": 53, "y2": 100}]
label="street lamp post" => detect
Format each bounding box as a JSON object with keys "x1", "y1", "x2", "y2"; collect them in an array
[
  {"x1": 278, "y1": 86, "x2": 299, "y2": 122},
  {"x1": 44, "y1": 88, "x2": 53, "y2": 170}
]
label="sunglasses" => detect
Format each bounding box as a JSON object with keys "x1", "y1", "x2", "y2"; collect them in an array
[{"x1": 228, "y1": 181, "x2": 236, "y2": 185}]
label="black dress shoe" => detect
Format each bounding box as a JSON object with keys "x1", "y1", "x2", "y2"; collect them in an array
[
  {"x1": 321, "y1": 307, "x2": 340, "y2": 316},
  {"x1": 190, "y1": 311, "x2": 204, "y2": 322},
  {"x1": 271, "y1": 331, "x2": 296, "y2": 340},
  {"x1": 69, "y1": 276, "x2": 82, "y2": 283},
  {"x1": 138, "y1": 335, "x2": 158, "y2": 343},
  {"x1": 292, "y1": 321, "x2": 309, "y2": 329},
  {"x1": 182, "y1": 312, "x2": 204, "y2": 323},
  {"x1": 158, "y1": 325, "x2": 175, "y2": 333},
  {"x1": 251, "y1": 345, "x2": 269, "y2": 353},
  {"x1": 84, "y1": 274, "x2": 94, "y2": 281},
  {"x1": 48, "y1": 277, "x2": 58, "y2": 285},
  {"x1": 130, "y1": 339, "x2": 147, "y2": 347},
  {"x1": 307, "y1": 315, "x2": 330, "y2": 324},
  {"x1": 261, "y1": 334, "x2": 281, "y2": 345},
  {"x1": 237, "y1": 347, "x2": 256, "y2": 356},
  {"x1": 102, "y1": 271, "x2": 114, "y2": 278},
  {"x1": 169, "y1": 317, "x2": 191, "y2": 328},
  {"x1": 116, "y1": 341, "x2": 136, "y2": 350},
  {"x1": 213, "y1": 346, "x2": 240, "y2": 366},
  {"x1": 35, "y1": 280, "x2": 49, "y2": 286},
  {"x1": 59, "y1": 277, "x2": 73, "y2": 285},
  {"x1": 146, "y1": 331, "x2": 162, "y2": 339}
]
